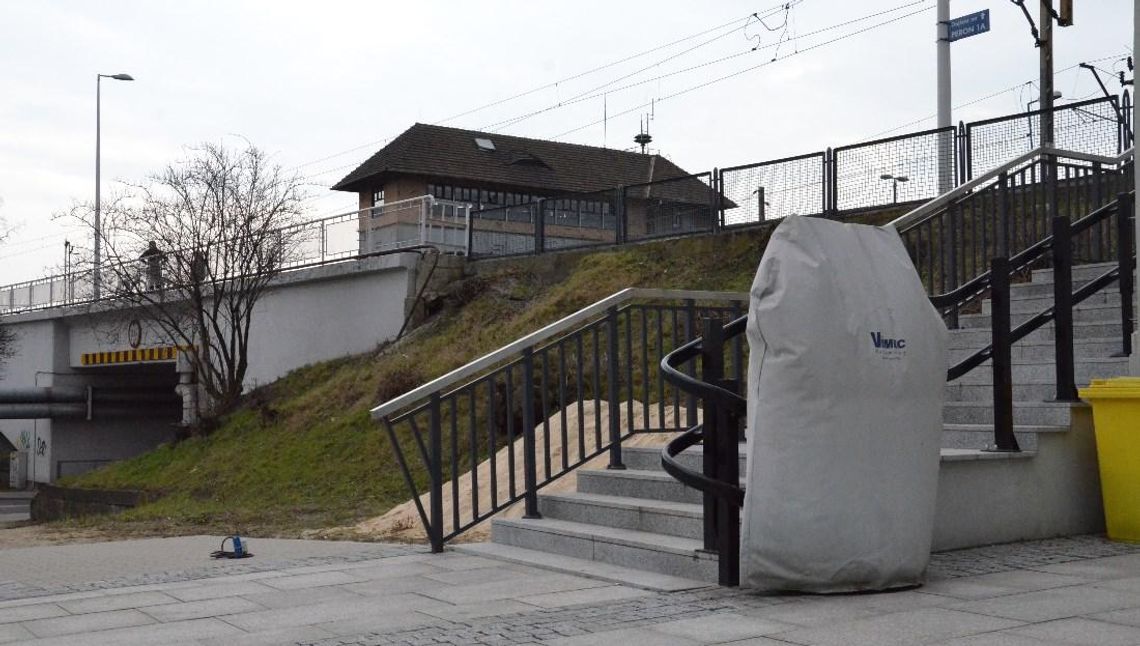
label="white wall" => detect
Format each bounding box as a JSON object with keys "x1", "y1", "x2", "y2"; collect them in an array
[{"x1": 243, "y1": 255, "x2": 414, "y2": 387}]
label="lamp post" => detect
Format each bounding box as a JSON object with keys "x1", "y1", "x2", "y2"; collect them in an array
[
  {"x1": 94, "y1": 72, "x2": 134, "y2": 299},
  {"x1": 880, "y1": 174, "x2": 909, "y2": 204}
]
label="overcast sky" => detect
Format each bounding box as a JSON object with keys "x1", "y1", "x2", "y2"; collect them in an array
[{"x1": 0, "y1": 0, "x2": 1132, "y2": 283}]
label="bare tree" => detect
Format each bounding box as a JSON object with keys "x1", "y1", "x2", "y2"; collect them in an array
[{"x1": 67, "y1": 142, "x2": 307, "y2": 424}]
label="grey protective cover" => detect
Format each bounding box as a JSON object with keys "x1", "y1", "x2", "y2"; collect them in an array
[{"x1": 741, "y1": 215, "x2": 949, "y2": 593}]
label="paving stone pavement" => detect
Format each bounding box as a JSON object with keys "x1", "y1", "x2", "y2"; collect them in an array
[{"x1": 0, "y1": 534, "x2": 1137, "y2": 645}]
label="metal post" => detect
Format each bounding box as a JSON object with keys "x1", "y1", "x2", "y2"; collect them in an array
[
  {"x1": 606, "y1": 306, "x2": 625, "y2": 469},
  {"x1": 989, "y1": 257, "x2": 1021, "y2": 452},
  {"x1": 1040, "y1": 1, "x2": 1055, "y2": 148},
  {"x1": 1052, "y1": 216, "x2": 1078, "y2": 401},
  {"x1": 94, "y1": 75, "x2": 102, "y2": 300},
  {"x1": 618, "y1": 186, "x2": 628, "y2": 244},
  {"x1": 947, "y1": 201, "x2": 960, "y2": 328},
  {"x1": 684, "y1": 299, "x2": 699, "y2": 430},
  {"x1": 997, "y1": 172, "x2": 1010, "y2": 258},
  {"x1": 1118, "y1": 193, "x2": 1135, "y2": 357},
  {"x1": 937, "y1": 0, "x2": 952, "y2": 193},
  {"x1": 534, "y1": 199, "x2": 545, "y2": 255},
  {"x1": 521, "y1": 347, "x2": 541, "y2": 518},
  {"x1": 700, "y1": 317, "x2": 723, "y2": 553},
  {"x1": 428, "y1": 393, "x2": 444, "y2": 552}
]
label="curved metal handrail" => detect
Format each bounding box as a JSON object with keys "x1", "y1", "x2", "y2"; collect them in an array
[
  {"x1": 659, "y1": 314, "x2": 748, "y2": 508},
  {"x1": 659, "y1": 315, "x2": 748, "y2": 419},
  {"x1": 661, "y1": 424, "x2": 745, "y2": 507}
]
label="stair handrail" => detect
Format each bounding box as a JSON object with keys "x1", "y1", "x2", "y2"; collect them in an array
[
  {"x1": 889, "y1": 145, "x2": 1134, "y2": 232},
  {"x1": 371, "y1": 288, "x2": 748, "y2": 420},
  {"x1": 660, "y1": 314, "x2": 748, "y2": 586}
]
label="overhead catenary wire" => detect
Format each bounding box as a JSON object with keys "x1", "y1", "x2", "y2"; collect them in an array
[
  {"x1": 550, "y1": 3, "x2": 935, "y2": 140},
  {"x1": 484, "y1": 0, "x2": 932, "y2": 135},
  {"x1": 287, "y1": 5, "x2": 794, "y2": 174},
  {"x1": 861, "y1": 52, "x2": 1132, "y2": 140}
]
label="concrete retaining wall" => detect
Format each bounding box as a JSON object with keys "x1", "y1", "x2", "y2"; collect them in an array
[
  {"x1": 932, "y1": 405, "x2": 1105, "y2": 551},
  {"x1": 31, "y1": 484, "x2": 155, "y2": 521}
]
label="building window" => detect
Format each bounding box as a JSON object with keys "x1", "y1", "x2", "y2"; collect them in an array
[{"x1": 372, "y1": 189, "x2": 384, "y2": 206}]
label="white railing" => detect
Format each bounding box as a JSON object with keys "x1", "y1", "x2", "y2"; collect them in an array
[{"x1": 0, "y1": 195, "x2": 472, "y2": 317}]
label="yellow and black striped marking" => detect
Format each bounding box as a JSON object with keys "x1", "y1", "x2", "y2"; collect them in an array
[{"x1": 81, "y1": 346, "x2": 180, "y2": 366}]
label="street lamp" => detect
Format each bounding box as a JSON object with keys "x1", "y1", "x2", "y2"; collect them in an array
[
  {"x1": 1026, "y1": 91, "x2": 1062, "y2": 143},
  {"x1": 94, "y1": 72, "x2": 134, "y2": 299},
  {"x1": 880, "y1": 174, "x2": 909, "y2": 204}
]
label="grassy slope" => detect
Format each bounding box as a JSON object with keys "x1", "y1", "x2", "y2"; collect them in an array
[{"x1": 62, "y1": 226, "x2": 788, "y2": 536}]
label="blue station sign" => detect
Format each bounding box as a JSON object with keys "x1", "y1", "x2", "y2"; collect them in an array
[{"x1": 948, "y1": 9, "x2": 990, "y2": 42}]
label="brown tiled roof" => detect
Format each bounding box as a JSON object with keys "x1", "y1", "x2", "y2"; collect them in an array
[{"x1": 330, "y1": 123, "x2": 701, "y2": 196}]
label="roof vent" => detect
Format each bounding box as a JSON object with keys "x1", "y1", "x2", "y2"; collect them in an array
[
  {"x1": 508, "y1": 151, "x2": 550, "y2": 168},
  {"x1": 474, "y1": 137, "x2": 496, "y2": 151}
]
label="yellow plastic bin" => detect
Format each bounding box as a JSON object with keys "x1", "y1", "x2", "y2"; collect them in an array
[{"x1": 1079, "y1": 378, "x2": 1140, "y2": 543}]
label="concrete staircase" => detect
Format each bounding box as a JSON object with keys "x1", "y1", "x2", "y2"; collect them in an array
[
  {"x1": 460, "y1": 262, "x2": 1132, "y2": 587},
  {"x1": 0, "y1": 491, "x2": 33, "y2": 527}
]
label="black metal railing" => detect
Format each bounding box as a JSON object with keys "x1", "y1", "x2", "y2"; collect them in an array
[
  {"x1": 660, "y1": 315, "x2": 747, "y2": 587},
  {"x1": 373, "y1": 290, "x2": 748, "y2": 551},
  {"x1": 653, "y1": 190, "x2": 1135, "y2": 586},
  {"x1": 899, "y1": 154, "x2": 1133, "y2": 325}
]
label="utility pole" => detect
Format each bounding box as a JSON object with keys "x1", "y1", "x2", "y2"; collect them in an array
[
  {"x1": 1039, "y1": 1, "x2": 1055, "y2": 147},
  {"x1": 936, "y1": 0, "x2": 952, "y2": 193}
]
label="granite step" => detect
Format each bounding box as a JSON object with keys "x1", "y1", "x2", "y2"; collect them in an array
[
  {"x1": 452, "y1": 542, "x2": 710, "y2": 592},
  {"x1": 948, "y1": 322, "x2": 1125, "y2": 347},
  {"x1": 981, "y1": 290, "x2": 1125, "y2": 315},
  {"x1": 491, "y1": 517, "x2": 719, "y2": 583},
  {"x1": 620, "y1": 445, "x2": 746, "y2": 475},
  {"x1": 958, "y1": 302, "x2": 1126, "y2": 328},
  {"x1": 948, "y1": 337, "x2": 1124, "y2": 361},
  {"x1": 949, "y1": 356, "x2": 1129, "y2": 386},
  {"x1": 942, "y1": 400, "x2": 1079, "y2": 426},
  {"x1": 538, "y1": 492, "x2": 704, "y2": 539},
  {"x1": 940, "y1": 423, "x2": 1068, "y2": 452}
]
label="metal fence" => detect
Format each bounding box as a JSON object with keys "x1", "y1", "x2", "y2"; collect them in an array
[
  {"x1": 831, "y1": 126, "x2": 957, "y2": 212},
  {"x1": 467, "y1": 189, "x2": 622, "y2": 258},
  {"x1": 0, "y1": 196, "x2": 471, "y2": 316},
  {"x1": 719, "y1": 152, "x2": 827, "y2": 226},
  {"x1": 624, "y1": 172, "x2": 717, "y2": 243},
  {"x1": 966, "y1": 97, "x2": 1123, "y2": 180}
]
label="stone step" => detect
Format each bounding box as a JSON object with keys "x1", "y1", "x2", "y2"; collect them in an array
[
  {"x1": 945, "y1": 382, "x2": 1074, "y2": 402},
  {"x1": 620, "y1": 445, "x2": 746, "y2": 475},
  {"x1": 538, "y1": 492, "x2": 704, "y2": 539},
  {"x1": 948, "y1": 322, "x2": 1124, "y2": 346},
  {"x1": 1032, "y1": 262, "x2": 1121, "y2": 284},
  {"x1": 981, "y1": 290, "x2": 1124, "y2": 315},
  {"x1": 940, "y1": 423, "x2": 1068, "y2": 452},
  {"x1": 577, "y1": 468, "x2": 710, "y2": 505},
  {"x1": 1005, "y1": 280, "x2": 1120, "y2": 300},
  {"x1": 949, "y1": 356, "x2": 1129, "y2": 386},
  {"x1": 942, "y1": 401, "x2": 1078, "y2": 426},
  {"x1": 958, "y1": 302, "x2": 1124, "y2": 328},
  {"x1": 452, "y1": 542, "x2": 710, "y2": 592},
  {"x1": 948, "y1": 337, "x2": 1124, "y2": 361},
  {"x1": 491, "y1": 517, "x2": 719, "y2": 583}
]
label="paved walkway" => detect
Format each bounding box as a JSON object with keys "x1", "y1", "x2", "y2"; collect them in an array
[{"x1": 0, "y1": 534, "x2": 1138, "y2": 644}]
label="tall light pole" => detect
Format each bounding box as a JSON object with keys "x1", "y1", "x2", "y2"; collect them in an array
[
  {"x1": 94, "y1": 72, "x2": 134, "y2": 299},
  {"x1": 880, "y1": 174, "x2": 909, "y2": 204}
]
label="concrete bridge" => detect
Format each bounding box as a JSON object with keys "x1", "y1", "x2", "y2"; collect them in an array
[{"x1": 0, "y1": 227, "x2": 463, "y2": 484}]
